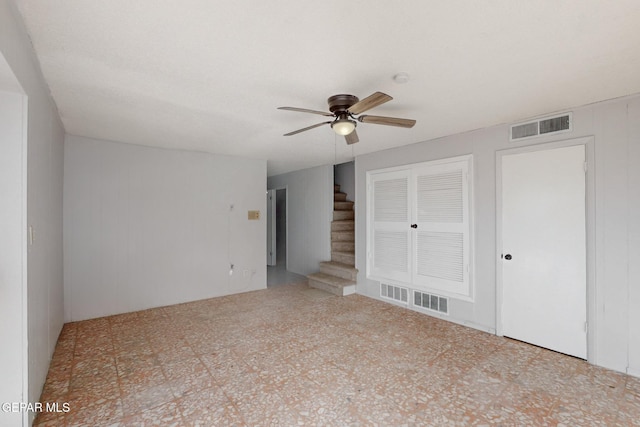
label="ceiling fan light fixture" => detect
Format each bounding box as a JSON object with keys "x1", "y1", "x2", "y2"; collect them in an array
[{"x1": 331, "y1": 118, "x2": 356, "y2": 135}]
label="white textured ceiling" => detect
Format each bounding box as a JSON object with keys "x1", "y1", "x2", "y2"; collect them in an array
[{"x1": 15, "y1": 0, "x2": 640, "y2": 175}]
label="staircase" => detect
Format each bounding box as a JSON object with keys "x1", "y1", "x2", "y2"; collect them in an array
[{"x1": 307, "y1": 184, "x2": 358, "y2": 296}]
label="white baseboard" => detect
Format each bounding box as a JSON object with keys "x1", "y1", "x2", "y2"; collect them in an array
[
  {"x1": 358, "y1": 291, "x2": 495, "y2": 335},
  {"x1": 627, "y1": 366, "x2": 640, "y2": 379}
]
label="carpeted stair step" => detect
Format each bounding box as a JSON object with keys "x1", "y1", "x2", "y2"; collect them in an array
[
  {"x1": 331, "y1": 250, "x2": 355, "y2": 265},
  {"x1": 331, "y1": 220, "x2": 354, "y2": 231},
  {"x1": 334, "y1": 192, "x2": 348, "y2": 201},
  {"x1": 333, "y1": 210, "x2": 354, "y2": 221},
  {"x1": 319, "y1": 261, "x2": 358, "y2": 281},
  {"x1": 334, "y1": 201, "x2": 354, "y2": 211},
  {"x1": 331, "y1": 230, "x2": 354, "y2": 242},
  {"x1": 307, "y1": 272, "x2": 356, "y2": 296},
  {"x1": 332, "y1": 241, "x2": 355, "y2": 252}
]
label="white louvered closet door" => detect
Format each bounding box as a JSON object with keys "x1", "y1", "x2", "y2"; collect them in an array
[
  {"x1": 369, "y1": 170, "x2": 412, "y2": 283},
  {"x1": 412, "y1": 160, "x2": 470, "y2": 296}
]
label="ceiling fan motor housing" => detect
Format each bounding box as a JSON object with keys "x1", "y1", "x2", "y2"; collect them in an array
[{"x1": 328, "y1": 94, "x2": 359, "y2": 114}]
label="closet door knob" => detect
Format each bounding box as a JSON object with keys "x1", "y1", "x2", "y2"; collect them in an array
[{"x1": 410, "y1": 224, "x2": 418, "y2": 229}]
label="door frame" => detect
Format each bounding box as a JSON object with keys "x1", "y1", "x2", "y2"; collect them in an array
[
  {"x1": 495, "y1": 136, "x2": 596, "y2": 363},
  {"x1": 267, "y1": 189, "x2": 277, "y2": 266},
  {"x1": 1, "y1": 55, "x2": 30, "y2": 426}
]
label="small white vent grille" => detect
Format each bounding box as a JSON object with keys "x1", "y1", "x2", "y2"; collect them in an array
[
  {"x1": 381, "y1": 283, "x2": 408, "y2": 303},
  {"x1": 511, "y1": 122, "x2": 538, "y2": 139},
  {"x1": 539, "y1": 115, "x2": 570, "y2": 134},
  {"x1": 413, "y1": 290, "x2": 449, "y2": 315},
  {"x1": 510, "y1": 113, "x2": 572, "y2": 141}
]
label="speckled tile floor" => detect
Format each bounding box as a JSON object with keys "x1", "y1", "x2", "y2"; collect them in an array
[{"x1": 36, "y1": 282, "x2": 640, "y2": 426}]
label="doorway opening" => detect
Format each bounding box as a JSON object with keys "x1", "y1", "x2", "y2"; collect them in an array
[{"x1": 267, "y1": 188, "x2": 305, "y2": 286}]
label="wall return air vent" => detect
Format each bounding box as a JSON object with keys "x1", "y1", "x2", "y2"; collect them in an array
[
  {"x1": 380, "y1": 283, "x2": 408, "y2": 303},
  {"x1": 414, "y1": 290, "x2": 449, "y2": 315},
  {"x1": 510, "y1": 112, "x2": 572, "y2": 141}
]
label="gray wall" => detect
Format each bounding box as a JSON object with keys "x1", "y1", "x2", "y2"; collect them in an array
[
  {"x1": 356, "y1": 94, "x2": 640, "y2": 376},
  {"x1": 0, "y1": 2, "x2": 65, "y2": 425},
  {"x1": 268, "y1": 165, "x2": 333, "y2": 275},
  {"x1": 629, "y1": 100, "x2": 640, "y2": 377},
  {"x1": 64, "y1": 135, "x2": 267, "y2": 321},
  {"x1": 334, "y1": 161, "x2": 355, "y2": 201}
]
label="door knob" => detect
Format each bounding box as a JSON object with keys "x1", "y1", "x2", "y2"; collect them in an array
[
  {"x1": 504, "y1": 254, "x2": 512, "y2": 260},
  {"x1": 410, "y1": 224, "x2": 418, "y2": 229}
]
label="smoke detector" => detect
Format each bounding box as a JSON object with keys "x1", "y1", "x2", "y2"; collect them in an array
[{"x1": 393, "y1": 72, "x2": 410, "y2": 84}]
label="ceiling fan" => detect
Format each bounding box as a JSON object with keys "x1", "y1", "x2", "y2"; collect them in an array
[{"x1": 278, "y1": 92, "x2": 416, "y2": 145}]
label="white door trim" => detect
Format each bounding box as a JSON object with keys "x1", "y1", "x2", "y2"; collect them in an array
[
  {"x1": 266, "y1": 189, "x2": 277, "y2": 266},
  {"x1": 495, "y1": 136, "x2": 596, "y2": 363}
]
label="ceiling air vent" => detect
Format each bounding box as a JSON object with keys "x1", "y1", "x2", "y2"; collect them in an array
[
  {"x1": 414, "y1": 290, "x2": 449, "y2": 315},
  {"x1": 380, "y1": 283, "x2": 408, "y2": 303},
  {"x1": 511, "y1": 122, "x2": 538, "y2": 140},
  {"x1": 510, "y1": 112, "x2": 572, "y2": 141},
  {"x1": 539, "y1": 115, "x2": 571, "y2": 134}
]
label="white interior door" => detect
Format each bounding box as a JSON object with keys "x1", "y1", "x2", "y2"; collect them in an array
[
  {"x1": 500, "y1": 144, "x2": 587, "y2": 359},
  {"x1": 368, "y1": 169, "x2": 412, "y2": 283},
  {"x1": 411, "y1": 158, "x2": 470, "y2": 297},
  {"x1": 266, "y1": 189, "x2": 276, "y2": 266}
]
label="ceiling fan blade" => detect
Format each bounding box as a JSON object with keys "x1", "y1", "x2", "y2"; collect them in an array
[
  {"x1": 345, "y1": 129, "x2": 359, "y2": 145},
  {"x1": 283, "y1": 121, "x2": 332, "y2": 136},
  {"x1": 358, "y1": 115, "x2": 416, "y2": 128},
  {"x1": 347, "y1": 92, "x2": 392, "y2": 115},
  {"x1": 278, "y1": 107, "x2": 334, "y2": 117}
]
